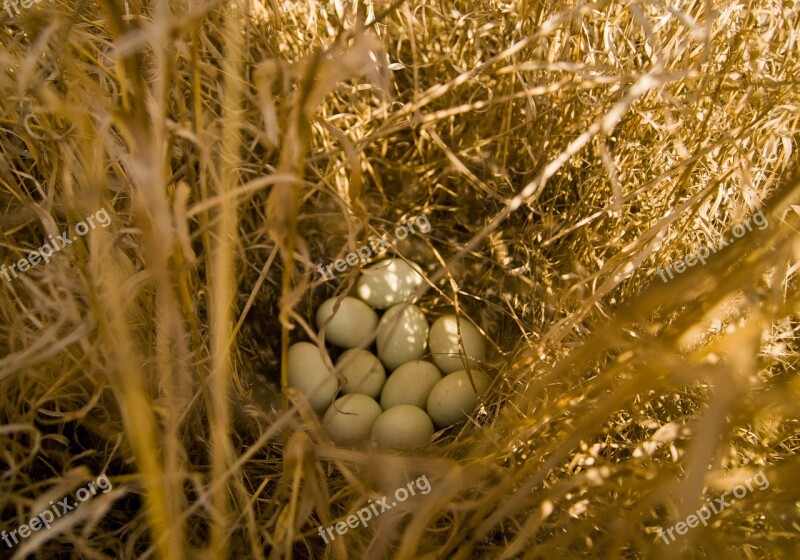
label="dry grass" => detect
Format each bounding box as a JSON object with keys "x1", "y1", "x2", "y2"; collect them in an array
[{"x1": 1, "y1": 0, "x2": 799, "y2": 558}]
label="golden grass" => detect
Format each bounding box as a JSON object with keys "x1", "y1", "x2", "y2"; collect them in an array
[{"x1": 0, "y1": 0, "x2": 798, "y2": 558}]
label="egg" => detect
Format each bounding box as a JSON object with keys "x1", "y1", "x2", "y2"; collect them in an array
[
  {"x1": 379, "y1": 360, "x2": 442, "y2": 410},
  {"x1": 322, "y1": 394, "x2": 383, "y2": 445},
  {"x1": 428, "y1": 314, "x2": 487, "y2": 373},
  {"x1": 336, "y1": 349, "x2": 386, "y2": 398},
  {"x1": 316, "y1": 296, "x2": 378, "y2": 348},
  {"x1": 375, "y1": 303, "x2": 429, "y2": 370},
  {"x1": 356, "y1": 258, "x2": 425, "y2": 309},
  {"x1": 286, "y1": 342, "x2": 338, "y2": 413},
  {"x1": 370, "y1": 405, "x2": 434, "y2": 449},
  {"x1": 426, "y1": 368, "x2": 491, "y2": 428}
]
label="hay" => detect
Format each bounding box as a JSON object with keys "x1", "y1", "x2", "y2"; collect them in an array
[{"x1": 1, "y1": 0, "x2": 798, "y2": 558}]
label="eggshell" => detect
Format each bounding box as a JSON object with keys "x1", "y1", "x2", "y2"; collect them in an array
[
  {"x1": 379, "y1": 360, "x2": 442, "y2": 410},
  {"x1": 426, "y1": 369, "x2": 491, "y2": 428},
  {"x1": 286, "y1": 342, "x2": 337, "y2": 413},
  {"x1": 428, "y1": 314, "x2": 487, "y2": 373},
  {"x1": 356, "y1": 258, "x2": 425, "y2": 309},
  {"x1": 322, "y1": 394, "x2": 383, "y2": 445},
  {"x1": 316, "y1": 296, "x2": 378, "y2": 348},
  {"x1": 370, "y1": 405, "x2": 434, "y2": 449},
  {"x1": 375, "y1": 303, "x2": 429, "y2": 370},
  {"x1": 336, "y1": 349, "x2": 386, "y2": 398}
]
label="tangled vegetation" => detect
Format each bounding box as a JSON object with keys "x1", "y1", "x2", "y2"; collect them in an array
[{"x1": 1, "y1": 0, "x2": 798, "y2": 558}]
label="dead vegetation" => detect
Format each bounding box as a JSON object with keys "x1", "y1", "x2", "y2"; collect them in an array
[{"x1": 0, "y1": 0, "x2": 799, "y2": 558}]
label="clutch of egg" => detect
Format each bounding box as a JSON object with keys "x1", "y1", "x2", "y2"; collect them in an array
[{"x1": 287, "y1": 257, "x2": 490, "y2": 449}]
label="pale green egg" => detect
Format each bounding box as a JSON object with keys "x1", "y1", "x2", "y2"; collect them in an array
[
  {"x1": 428, "y1": 314, "x2": 486, "y2": 373},
  {"x1": 356, "y1": 258, "x2": 425, "y2": 309},
  {"x1": 286, "y1": 342, "x2": 337, "y2": 413},
  {"x1": 426, "y1": 368, "x2": 491, "y2": 428},
  {"x1": 336, "y1": 348, "x2": 386, "y2": 398},
  {"x1": 379, "y1": 360, "x2": 441, "y2": 410},
  {"x1": 375, "y1": 303, "x2": 429, "y2": 371},
  {"x1": 322, "y1": 394, "x2": 383, "y2": 445},
  {"x1": 370, "y1": 405, "x2": 434, "y2": 449},
  {"x1": 316, "y1": 296, "x2": 378, "y2": 348}
]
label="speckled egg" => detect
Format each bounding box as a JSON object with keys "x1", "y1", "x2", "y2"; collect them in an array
[
  {"x1": 428, "y1": 314, "x2": 487, "y2": 373},
  {"x1": 375, "y1": 303, "x2": 429, "y2": 370},
  {"x1": 379, "y1": 360, "x2": 442, "y2": 410},
  {"x1": 286, "y1": 342, "x2": 338, "y2": 413},
  {"x1": 336, "y1": 349, "x2": 386, "y2": 398},
  {"x1": 426, "y1": 368, "x2": 491, "y2": 428},
  {"x1": 356, "y1": 258, "x2": 425, "y2": 309},
  {"x1": 316, "y1": 296, "x2": 378, "y2": 348}
]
